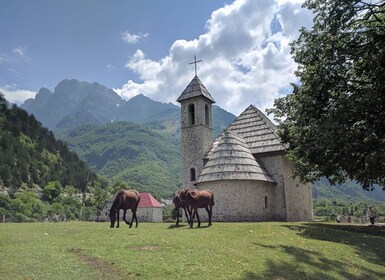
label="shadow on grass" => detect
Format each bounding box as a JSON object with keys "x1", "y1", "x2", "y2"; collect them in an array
[
  {"x1": 284, "y1": 223, "x2": 385, "y2": 267},
  {"x1": 239, "y1": 223, "x2": 385, "y2": 280},
  {"x1": 167, "y1": 223, "x2": 212, "y2": 230},
  {"x1": 243, "y1": 242, "x2": 384, "y2": 280},
  {"x1": 167, "y1": 224, "x2": 187, "y2": 229}
]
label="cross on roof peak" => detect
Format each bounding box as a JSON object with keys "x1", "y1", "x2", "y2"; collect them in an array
[{"x1": 189, "y1": 56, "x2": 202, "y2": 76}]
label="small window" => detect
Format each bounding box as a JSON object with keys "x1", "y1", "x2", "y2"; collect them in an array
[
  {"x1": 188, "y1": 104, "x2": 195, "y2": 125},
  {"x1": 190, "y1": 168, "x2": 196, "y2": 181},
  {"x1": 264, "y1": 196, "x2": 269, "y2": 210},
  {"x1": 205, "y1": 104, "x2": 209, "y2": 126}
]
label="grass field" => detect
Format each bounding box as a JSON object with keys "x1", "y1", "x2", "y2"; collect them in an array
[{"x1": 0, "y1": 221, "x2": 384, "y2": 280}]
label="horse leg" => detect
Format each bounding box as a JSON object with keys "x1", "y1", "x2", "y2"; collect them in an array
[
  {"x1": 196, "y1": 209, "x2": 201, "y2": 228},
  {"x1": 123, "y1": 209, "x2": 131, "y2": 226},
  {"x1": 184, "y1": 207, "x2": 190, "y2": 224},
  {"x1": 175, "y1": 207, "x2": 180, "y2": 226},
  {"x1": 190, "y1": 208, "x2": 196, "y2": 228},
  {"x1": 206, "y1": 206, "x2": 212, "y2": 226},
  {"x1": 116, "y1": 210, "x2": 120, "y2": 228},
  {"x1": 130, "y1": 208, "x2": 138, "y2": 228},
  {"x1": 135, "y1": 210, "x2": 139, "y2": 228}
]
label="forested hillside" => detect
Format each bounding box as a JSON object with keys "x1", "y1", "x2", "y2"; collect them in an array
[
  {"x1": 59, "y1": 122, "x2": 181, "y2": 199},
  {"x1": 0, "y1": 93, "x2": 108, "y2": 222}
]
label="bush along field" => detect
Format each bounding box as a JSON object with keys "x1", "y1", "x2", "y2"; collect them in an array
[{"x1": 0, "y1": 222, "x2": 384, "y2": 280}]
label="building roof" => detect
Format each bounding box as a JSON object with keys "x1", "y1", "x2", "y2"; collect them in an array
[
  {"x1": 138, "y1": 192, "x2": 163, "y2": 208},
  {"x1": 177, "y1": 75, "x2": 215, "y2": 104},
  {"x1": 227, "y1": 105, "x2": 286, "y2": 154},
  {"x1": 197, "y1": 130, "x2": 276, "y2": 183}
]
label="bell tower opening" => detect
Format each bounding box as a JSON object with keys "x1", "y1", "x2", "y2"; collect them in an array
[{"x1": 188, "y1": 103, "x2": 195, "y2": 125}]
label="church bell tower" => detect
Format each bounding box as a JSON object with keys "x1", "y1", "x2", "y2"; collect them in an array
[{"x1": 177, "y1": 74, "x2": 215, "y2": 188}]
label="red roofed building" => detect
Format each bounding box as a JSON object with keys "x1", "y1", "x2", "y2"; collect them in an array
[
  {"x1": 138, "y1": 192, "x2": 163, "y2": 208},
  {"x1": 137, "y1": 192, "x2": 163, "y2": 222}
]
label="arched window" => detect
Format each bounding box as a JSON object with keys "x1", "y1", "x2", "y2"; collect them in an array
[
  {"x1": 264, "y1": 196, "x2": 269, "y2": 210},
  {"x1": 205, "y1": 104, "x2": 209, "y2": 126},
  {"x1": 188, "y1": 104, "x2": 195, "y2": 125},
  {"x1": 190, "y1": 168, "x2": 196, "y2": 181}
]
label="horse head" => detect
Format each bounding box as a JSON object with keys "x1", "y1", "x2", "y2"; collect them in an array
[{"x1": 186, "y1": 189, "x2": 199, "y2": 200}]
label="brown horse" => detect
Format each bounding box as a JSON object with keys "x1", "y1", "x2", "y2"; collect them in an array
[
  {"x1": 172, "y1": 189, "x2": 191, "y2": 226},
  {"x1": 109, "y1": 189, "x2": 141, "y2": 228},
  {"x1": 180, "y1": 189, "x2": 214, "y2": 228}
]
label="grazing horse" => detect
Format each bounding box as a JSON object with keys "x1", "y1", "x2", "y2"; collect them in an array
[
  {"x1": 109, "y1": 189, "x2": 141, "y2": 228},
  {"x1": 172, "y1": 189, "x2": 191, "y2": 226},
  {"x1": 180, "y1": 189, "x2": 214, "y2": 228}
]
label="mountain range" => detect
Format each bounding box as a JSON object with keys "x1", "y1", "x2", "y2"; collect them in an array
[{"x1": 21, "y1": 79, "x2": 235, "y2": 137}]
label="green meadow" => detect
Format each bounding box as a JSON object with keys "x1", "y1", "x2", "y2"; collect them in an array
[{"x1": 0, "y1": 222, "x2": 384, "y2": 280}]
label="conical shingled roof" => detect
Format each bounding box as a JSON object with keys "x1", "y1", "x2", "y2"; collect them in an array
[
  {"x1": 197, "y1": 130, "x2": 275, "y2": 183},
  {"x1": 177, "y1": 75, "x2": 215, "y2": 103},
  {"x1": 228, "y1": 105, "x2": 286, "y2": 154}
]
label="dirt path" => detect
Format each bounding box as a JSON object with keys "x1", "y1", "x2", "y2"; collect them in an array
[{"x1": 67, "y1": 247, "x2": 140, "y2": 279}]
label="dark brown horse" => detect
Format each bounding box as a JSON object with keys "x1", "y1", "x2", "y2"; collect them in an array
[
  {"x1": 172, "y1": 189, "x2": 191, "y2": 226},
  {"x1": 109, "y1": 189, "x2": 141, "y2": 228},
  {"x1": 180, "y1": 189, "x2": 214, "y2": 228}
]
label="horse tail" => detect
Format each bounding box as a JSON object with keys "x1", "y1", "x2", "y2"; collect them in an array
[
  {"x1": 135, "y1": 192, "x2": 141, "y2": 209},
  {"x1": 209, "y1": 190, "x2": 214, "y2": 206}
]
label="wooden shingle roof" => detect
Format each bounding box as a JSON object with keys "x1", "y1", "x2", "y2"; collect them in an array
[
  {"x1": 227, "y1": 105, "x2": 286, "y2": 154},
  {"x1": 177, "y1": 75, "x2": 215, "y2": 103},
  {"x1": 197, "y1": 130, "x2": 275, "y2": 183}
]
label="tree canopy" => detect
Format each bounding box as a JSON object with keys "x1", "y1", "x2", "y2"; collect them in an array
[{"x1": 269, "y1": 0, "x2": 385, "y2": 190}]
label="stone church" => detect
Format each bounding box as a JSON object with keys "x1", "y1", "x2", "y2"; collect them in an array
[{"x1": 177, "y1": 75, "x2": 313, "y2": 222}]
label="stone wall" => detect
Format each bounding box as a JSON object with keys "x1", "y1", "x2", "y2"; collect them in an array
[
  {"x1": 197, "y1": 180, "x2": 277, "y2": 222},
  {"x1": 137, "y1": 207, "x2": 163, "y2": 223},
  {"x1": 258, "y1": 153, "x2": 313, "y2": 222}
]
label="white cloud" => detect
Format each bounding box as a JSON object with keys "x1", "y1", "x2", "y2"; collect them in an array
[
  {"x1": 116, "y1": 0, "x2": 313, "y2": 116},
  {"x1": 0, "y1": 86, "x2": 37, "y2": 105},
  {"x1": 106, "y1": 64, "x2": 115, "y2": 70},
  {"x1": 12, "y1": 47, "x2": 26, "y2": 57},
  {"x1": 0, "y1": 53, "x2": 8, "y2": 63},
  {"x1": 121, "y1": 32, "x2": 149, "y2": 44}
]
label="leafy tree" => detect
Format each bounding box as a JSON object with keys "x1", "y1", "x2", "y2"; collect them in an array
[
  {"x1": 11, "y1": 191, "x2": 48, "y2": 221},
  {"x1": 269, "y1": 0, "x2": 385, "y2": 190},
  {"x1": 43, "y1": 181, "x2": 63, "y2": 203}
]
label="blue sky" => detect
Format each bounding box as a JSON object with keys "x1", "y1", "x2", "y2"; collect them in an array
[{"x1": 0, "y1": 0, "x2": 313, "y2": 116}]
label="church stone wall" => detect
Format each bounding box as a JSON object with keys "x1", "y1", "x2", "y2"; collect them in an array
[
  {"x1": 196, "y1": 180, "x2": 277, "y2": 222},
  {"x1": 281, "y1": 157, "x2": 314, "y2": 221},
  {"x1": 258, "y1": 153, "x2": 313, "y2": 222}
]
